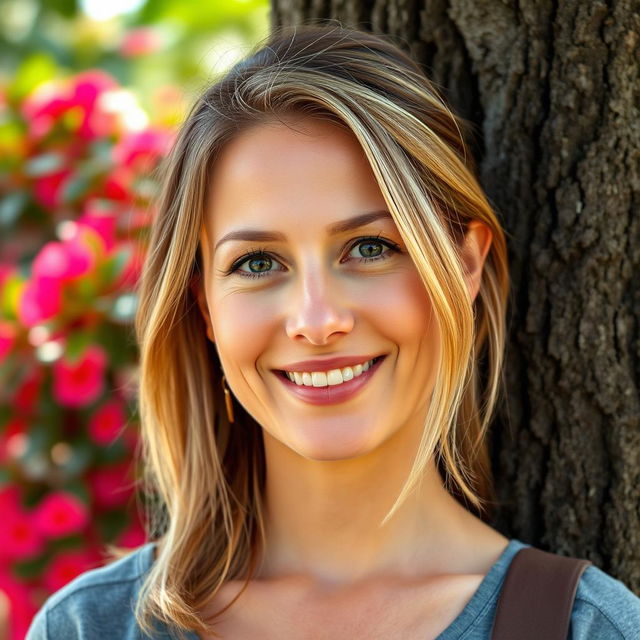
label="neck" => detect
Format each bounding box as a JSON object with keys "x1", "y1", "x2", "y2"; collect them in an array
[{"x1": 256, "y1": 427, "x2": 489, "y2": 587}]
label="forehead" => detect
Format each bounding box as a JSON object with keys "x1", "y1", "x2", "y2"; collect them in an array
[{"x1": 203, "y1": 117, "x2": 392, "y2": 246}]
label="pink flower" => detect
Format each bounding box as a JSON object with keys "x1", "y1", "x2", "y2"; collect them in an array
[
  {"x1": 32, "y1": 236, "x2": 94, "y2": 281},
  {"x1": 72, "y1": 71, "x2": 119, "y2": 140},
  {"x1": 78, "y1": 204, "x2": 118, "y2": 250},
  {"x1": 32, "y1": 491, "x2": 89, "y2": 538},
  {"x1": 0, "y1": 486, "x2": 20, "y2": 512},
  {"x1": 0, "y1": 570, "x2": 38, "y2": 640},
  {"x1": 42, "y1": 549, "x2": 99, "y2": 592},
  {"x1": 113, "y1": 128, "x2": 172, "y2": 172},
  {"x1": 23, "y1": 71, "x2": 118, "y2": 142},
  {"x1": 22, "y1": 91, "x2": 69, "y2": 140},
  {"x1": 52, "y1": 345, "x2": 107, "y2": 407},
  {"x1": 88, "y1": 461, "x2": 134, "y2": 509},
  {"x1": 120, "y1": 28, "x2": 162, "y2": 58},
  {"x1": 0, "y1": 321, "x2": 15, "y2": 360},
  {"x1": 71, "y1": 71, "x2": 115, "y2": 105},
  {"x1": 88, "y1": 399, "x2": 126, "y2": 445},
  {"x1": 33, "y1": 169, "x2": 71, "y2": 209},
  {"x1": 102, "y1": 166, "x2": 133, "y2": 202},
  {"x1": 0, "y1": 488, "x2": 44, "y2": 561},
  {"x1": 18, "y1": 276, "x2": 63, "y2": 327},
  {"x1": 0, "y1": 508, "x2": 44, "y2": 561}
]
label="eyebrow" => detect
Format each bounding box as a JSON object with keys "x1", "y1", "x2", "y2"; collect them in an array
[{"x1": 213, "y1": 210, "x2": 394, "y2": 253}]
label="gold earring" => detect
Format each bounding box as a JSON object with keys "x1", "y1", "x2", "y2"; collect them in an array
[{"x1": 221, "y1": 375, "x2": 235, "y2": 423}]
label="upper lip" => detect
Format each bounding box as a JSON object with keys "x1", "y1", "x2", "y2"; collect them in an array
[{"x1": 276, "y1": 355, "x2": 383, "y2": 373}]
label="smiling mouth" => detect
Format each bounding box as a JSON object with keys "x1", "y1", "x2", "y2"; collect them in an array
[
  {"x1": 272, "y1": 355, "x2": 387, "y2": 406},
  {"x1": 276, "y1": 355, "x2": 386, "y2": 385}
]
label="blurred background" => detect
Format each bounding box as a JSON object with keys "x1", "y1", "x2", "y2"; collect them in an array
[{"x1": 0, "y1": 1, "x2": 269, "y2": 637}]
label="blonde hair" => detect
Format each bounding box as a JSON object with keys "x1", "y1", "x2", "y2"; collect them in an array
[{"x1": 134, "y1": 22, "x2": 509, "y2": 637}]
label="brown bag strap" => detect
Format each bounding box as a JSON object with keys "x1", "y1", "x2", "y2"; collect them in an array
[{"x1": 491, "y1": 546, "x2": 592, "y2": 640}]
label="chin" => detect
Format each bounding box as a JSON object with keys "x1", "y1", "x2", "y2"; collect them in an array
[{"x1": 288, "y1": 425, "x2": 380, "y2": 462}]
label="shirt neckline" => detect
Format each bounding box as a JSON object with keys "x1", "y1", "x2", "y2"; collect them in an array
[
  {"x1": 139, "y1": 538, "x2": 529, "y2": 639},
  {"x1": 435, "y1": 538, "x2": 529, "y2": 639}
]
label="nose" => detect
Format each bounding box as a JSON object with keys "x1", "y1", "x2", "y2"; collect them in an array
[{"x1": 285, "y1": 267, "x2": 355, "y2": 346}]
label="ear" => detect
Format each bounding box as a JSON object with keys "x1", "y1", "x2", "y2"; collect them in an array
[
  {"x1": 460, "y1": 221, "x2": 493, "y2": 303},
  {"x1": 190, "y1": 275, "x2": 216, "y2": 342}
]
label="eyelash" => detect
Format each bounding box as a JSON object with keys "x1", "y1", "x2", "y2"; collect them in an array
[{"x1": 225, "y1": 235, "x2": 402, "y2": 280}]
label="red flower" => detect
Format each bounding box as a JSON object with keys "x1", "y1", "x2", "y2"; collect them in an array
[
  {"x1": 52, "y1": 345, "x2": 107, "y2": 408},
  {"x1": 42, "y1": 548, "x2": 100, "y2": 593},
  {"x1": 23, "y1": 71, "x2": 119, "y2": 142},
  {"x1": 113, "y1": 128, "x2": 173, "y2": 173},
  {"x1": 13, "y1": 368, "x2": 44, "y2": 413},
  {"x1": 0, "y1": 486, "x2": 20, "y2": 511},
  {"x1": 88, "y1": 399, "x2": 126, "y2": 445},
  {"x1": 0, "y1": 321, "x2": 15, "y2": 360},
  {"x1": 88, "y1": 461, "x2": 134, "y2": 509},
  {"x1": 0, "y1": 513, "x2": 44, "y2": 562},
  {"x1": 78, "y1": 205, "x2": 118, "y2": 251},
  {"x1": 102, "y1": 166, "x2": 133, "y2": 202},
  {"x1": 117, "y1": 515, "x2": 146, "y2": 548},
  {"x1": 0, "y1": 570, "x2": 38, "y2": 640},
  {"x1": 18, "y1": 276, "x2": 63, "y2": 327},
  {"x1": 32, "y1": 491, "x2": 89, "y2": 538},
  {"x1": 0, "y1": 490, "x2": 44, "y2": 561},
  {"x1": 32, "y1": 237, "x2": 94, "y2": 281},
  {"x1": 32, "y1": 169, "x2": 72, "y2": 210}
]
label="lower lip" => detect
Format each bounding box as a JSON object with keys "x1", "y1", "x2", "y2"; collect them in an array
[{"x1": 273, "y1": 356, "x2": 386, "y2": 406}]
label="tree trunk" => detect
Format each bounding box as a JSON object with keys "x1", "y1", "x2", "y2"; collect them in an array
[{"x1": 270, "y1": 0, "x2": 640, "y2": 591}]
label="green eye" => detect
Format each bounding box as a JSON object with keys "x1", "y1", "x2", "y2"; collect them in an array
[
  {"x1": 245, "y1": 255, "x2": 273, "y2": 273},
  {"x1": 233, "y1": 250, "x2": 284, "y2": 279},
  {"x1": 227, "y1": 236, "x2": 401, "y2": 280},
  {"x1": 342, "y1": 236, "x2": 401, "y2": 264},
  {"x1": 350, "y1": 240, "x2": 385, "y2": 259}
]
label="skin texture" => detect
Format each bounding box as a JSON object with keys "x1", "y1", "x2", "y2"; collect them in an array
[{"x1": 194, "y1": 116, "x2": 508, "y2": 634}]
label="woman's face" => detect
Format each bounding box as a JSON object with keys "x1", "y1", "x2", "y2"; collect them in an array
[{"x1": 197, "y1": 116, "x2": 441, "y2": 461}]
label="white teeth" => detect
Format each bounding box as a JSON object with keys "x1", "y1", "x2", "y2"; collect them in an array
[
  {"x1": 311, "y1": 371, "x2": 327, "y2": 387},
  {"x1": 342, "y1": 366, "x2": 354, "y2": 381},
  {"x1": 284, "y1": 358, "x2": 377, "y2": 387}
]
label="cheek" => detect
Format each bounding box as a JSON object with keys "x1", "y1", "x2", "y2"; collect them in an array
[
  {"x1": 356, "y1": 269, "x2": 435, "y2": 342},
  {"x1": 209, "y1": 291, "x2": 276, "y2": 370}
]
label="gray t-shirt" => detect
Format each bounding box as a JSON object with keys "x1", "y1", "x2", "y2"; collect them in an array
[{"x1": 26, "y1": 539, "x2": 640, "y2": 639}]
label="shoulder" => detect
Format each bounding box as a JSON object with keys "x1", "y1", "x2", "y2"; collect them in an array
[
  {"x1": 26, "y1": 543, "x2": 157, "y2": 640},
  {"x1": 570, "y1": 563, "x2": 640, "y2": 640}
]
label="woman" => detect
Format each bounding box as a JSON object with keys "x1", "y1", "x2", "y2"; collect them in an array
[{"x1": 27, "y1": 23, "x2": 640, "y2": 640}]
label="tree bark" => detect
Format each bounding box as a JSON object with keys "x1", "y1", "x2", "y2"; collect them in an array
[{"x1": 270, "y1": 0, "x2": 640, "y2": 591}]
